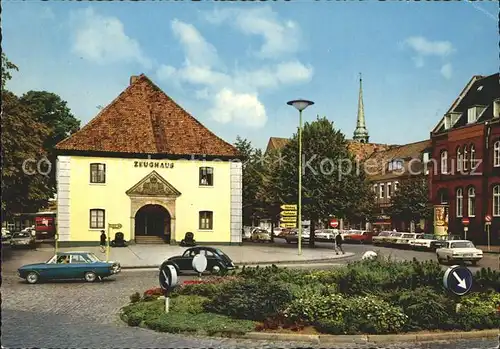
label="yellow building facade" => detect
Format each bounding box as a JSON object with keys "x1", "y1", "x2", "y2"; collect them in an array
[{"x1": 55, "y1": 75, "x2": 243, "y2": 245}]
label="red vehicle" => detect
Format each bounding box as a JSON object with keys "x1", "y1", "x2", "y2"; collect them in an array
[
  {"x1": 343, "y1": 230, "x2": 373, "y2": 244},
  {"x1": 34, "y1": 212, "x2": 56, "y2": 239}
]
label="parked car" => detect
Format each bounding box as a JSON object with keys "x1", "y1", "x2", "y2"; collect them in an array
[
  {"x1": 2, "y1": 227, "x2": 12, "y2": 241},
  {"x1": 343, "y1": 230, "x2": 373, "y2": 244},
  {"x1": 10, "y1": 231, "x2": 36, "y2": 249},
  {"x1": 372, "y1": 231, "x2": 393, "y2": 245},
  {"x1": 165, "y1": 246, "x2": 235, "y2": 274},
  {"x1": 271, "y1": 227, "x2": 284, "y2": 236},
  {"x1": 431, "y1": 234, "x2": 461, "y2": 251},
  {"x1": 17, "y1": 251, "x2": 121, "y2": 284},
  {"x1": 284, "y1": 230, "x2": 310, "y2": 244},
  {"x1": 384, "y1": 232, "x2": 404, "y2": 246},
  {"x1": 250, "y1": 228, "x2": 272, "y2": 242},
  {"x1": 436, "y1": 240, "x2": 483, "y2": 265},
  {"x1": 394, "y1": 233, "x2": 420, "y2": 248},
  {"x1": 315, "y1": 229, "x2": 337, "y2": 240},
  {"x1": 409, "y1": 234, "x2": 437, "y2": 250}
]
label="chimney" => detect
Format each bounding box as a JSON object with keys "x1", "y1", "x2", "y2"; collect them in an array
[{"x1": 130, "y1": 75, "x2": 140, "y2": 85}]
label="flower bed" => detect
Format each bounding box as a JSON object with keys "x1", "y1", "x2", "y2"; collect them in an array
[{"x1": 122, "y1": 258, "x2": 500, "y2": 336}]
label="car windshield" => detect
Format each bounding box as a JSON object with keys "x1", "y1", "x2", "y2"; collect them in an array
[
  {"x1": 378, "y1": 232, "x2": 390, "y2": 236},
  {"x1": 451, "y1": 242, "x2": 474, "y2": 249},
  {"x1": 214, "y1": 249, "x2": 227, "y2": 257},
  {"x1": 422, "y1": 234, "x2": 435, "y2": 239},
  {"x1": 85, "y1": 253, "x2": 101, "y2": 262},
  {"x1": 391, "y1": 233, "x2": 402, "y2": 237},
  {"x1": 401, "y1": 234, "x2": 413, "y2": 238},
  {"x1": 13, "y1": 232, "x2": 30, "y2": 238}
]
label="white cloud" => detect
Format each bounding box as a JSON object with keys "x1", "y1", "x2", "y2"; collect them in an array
[
  {"x1": 171, "y1": 19, "x2": 219, "y2": 67},
  {"x1": 404, "y1": 36, "x2": 455, "y2": 57},
  {"x1": 440, "y1": 63, "x2": 453, "y2": 79},
  {"x1": 71, "y1": 8, "x2": 152, "y2": 68},
  {"x1": 209, "y1": 88, "x2": 267, "y2": 127},
  {"x1": 155, "y1": 17, "x2": 313, "y2": 128},
  {"x1": 205, "y1": 7, "x2": 301, "y2": 59}
]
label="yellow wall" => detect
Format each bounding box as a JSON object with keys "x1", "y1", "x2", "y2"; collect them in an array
[{"x1": 67, "y1": 156, "x2": 232, "y2": 243}]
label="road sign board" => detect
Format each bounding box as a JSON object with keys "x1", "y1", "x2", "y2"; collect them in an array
[
  {"x1": 281, "y1": 204, "x2": 297, "y2": 211},
  {"x1": 443, "y1": 265, "x2": 473, "y2": 296},
  {"x1": 485, "y1": 215, "x2": 492, "y2": 222},
  {"x1": 109, "y1": 223, "x2": 122, "y2": 229},
  {"x1": 461, "y1": 218, "x2": 470, "y2": 225},
  {"x1": 280, "y1": 210, "x2": 297, "y2": 217},
  {"x1": 329, "y1": 219, "x2": 339, "y2": 228},
  {"x1": 280, "y1": 223, "x2": 296, "y2": 228},
  {"x1": 280, "y1": 216, "x2": 297, "y2": 223}
]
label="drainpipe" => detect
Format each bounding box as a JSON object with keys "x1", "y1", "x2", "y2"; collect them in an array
[{"x1": 483, "y1": 121, "x2": 491, "y2": 245}]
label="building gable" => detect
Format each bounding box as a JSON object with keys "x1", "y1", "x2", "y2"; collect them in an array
[{"x1": 126, "y1": 170, "x2": 181, "y2": 197}]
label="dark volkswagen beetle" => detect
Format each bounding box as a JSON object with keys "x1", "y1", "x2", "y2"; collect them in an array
[{"x1": 166, "y1": 246, "x2": 236, "y2": 274}]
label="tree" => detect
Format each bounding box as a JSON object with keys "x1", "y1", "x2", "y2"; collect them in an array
[
  {"x1": 20, "y1": 91, "x2": 80, "y2": 191},
  {"x1": 234, "y1": 136, "x2": 268, "y2": 226},
  {"x1": 1, "y1": 53, "x2": 18, "y2": 90},
  {"x1": 269, "y1": 116, "x2": 375, "y2": 246},
  {"x1": 1, "y1": 90, "x2": 53, "y2": 218},
  {"x1": 388, "y1": 178, "x2": 432, "y2": 229}
]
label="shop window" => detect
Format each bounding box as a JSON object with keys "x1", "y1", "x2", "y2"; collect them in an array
[
  {"x1": 90, "y1": 163, "x2": 106, "y2": 183},
  {"x1": 199, "y1": 167, "x2": 214, "y2": 186},
  {"x1": 199, "y1": 211, "x2": 213, "y2": 230},
  {"x1": 90, "y1": 209, "x2": 105, "y2": 229}
]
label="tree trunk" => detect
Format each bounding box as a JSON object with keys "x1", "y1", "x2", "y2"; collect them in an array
[
  {"x1": 270, "y1": 217, "x2": 275, "y2": 243},
  {"x1": 309, "y1": 218, "x2": 316, "y2": 248}
]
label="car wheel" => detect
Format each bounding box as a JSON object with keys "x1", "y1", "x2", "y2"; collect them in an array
[
  {"x1": 84, "y1": 271, "x2": 97, "y2": 282},
  {"x1": 26, "y1": 272, "x2": 39, "y2": 284},
  {"x1": 211, "y1": 264, "x2": 223, "y2": 275}
]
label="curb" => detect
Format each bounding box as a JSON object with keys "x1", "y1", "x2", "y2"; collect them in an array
[
  {"x1": 242, "y1": 329, "x2": 499, "y2": 344},
  {"x1": 120, "y1": 254, "x2": 354, "y2": 270}
]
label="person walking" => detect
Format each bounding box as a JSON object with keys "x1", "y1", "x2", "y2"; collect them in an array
[
  {"x1": 335, "y1": 232, "x2": 344, "y2": 255},
  {"x1": 99, "y1": 230, "x2": 106, "y2": 253}
]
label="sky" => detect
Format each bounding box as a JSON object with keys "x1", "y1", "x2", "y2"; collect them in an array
[{"x1": 3, "y1": 1, "x2": 499, "y2": 150}]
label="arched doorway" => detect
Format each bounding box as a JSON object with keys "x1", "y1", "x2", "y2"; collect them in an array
[{"x1": 135, "y1": 204, "x2": 171, "y2": 242}]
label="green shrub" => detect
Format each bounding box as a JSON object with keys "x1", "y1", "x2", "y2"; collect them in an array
[
  {"x1": 283, "y1": 289, "x2": 347, "y2": 324},
  {"x1": 455, "y1": 292, "x2": 500, "y2": 330},
  {"x1": 170, "y1": 295, "x2": 208, "y2": 314},
  {"x1": 129, "y1": 292, "x2": 141, "y2": 303},
  {"x1": 473, "y1": 268, "x2": 500, "y2": 292},
  {"x1": 121, "y1": 298, "x2": 164, "y2": 326},
  {"x1": 395, "y1": 287, "x2": 455, "y2": 331},
  {"x1": 205, "y1": 278, "x2": 294, "y2": 321},
  {"x1": 238, "y1": 265, "x2": 313, "y2": 286},
  {"x1": 145, "y1": 312, "x2": 256, "y2": 335}
]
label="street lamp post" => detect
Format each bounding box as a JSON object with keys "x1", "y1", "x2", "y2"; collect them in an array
[{"x1": 287, "y1": 99, "x2": 314, "y2": 256}]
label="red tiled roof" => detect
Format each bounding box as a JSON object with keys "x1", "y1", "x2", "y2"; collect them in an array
[
  {"x1": 264, "y1": 136, "x2": 395, "y2": 161},
  {"x1": 56, "y1": 74, "x2": 240, "y2": 157}
]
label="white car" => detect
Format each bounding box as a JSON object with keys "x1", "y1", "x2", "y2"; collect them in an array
[
  {"x1": 410, "y1": 234, "x2": 438, "y2": 250},
  {"x1": 436, "y1": 240, "x2": 483, "y2": 266},
  {"x1": 394, "y1": 233, "x2": 420, "y2": 248},
  {"x1": 372, "y1": 231, "x2": 392, "y2": 245},
  {"x1": 315, "y1": 229, "x2": 337, "y2": 240}
]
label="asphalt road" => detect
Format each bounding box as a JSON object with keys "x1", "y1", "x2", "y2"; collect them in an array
[{"x1": 2, "y1": 243, "x2": 498, "y2": 349}]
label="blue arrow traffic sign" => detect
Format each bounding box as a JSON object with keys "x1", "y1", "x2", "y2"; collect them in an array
[{"x1": 443, "y1": 265, "x2": 473, "y2": 296}]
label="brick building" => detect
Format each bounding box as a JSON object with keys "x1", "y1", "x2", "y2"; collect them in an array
[{"x1": 429, "y1": 73, "x2": 500, "y2": 245}]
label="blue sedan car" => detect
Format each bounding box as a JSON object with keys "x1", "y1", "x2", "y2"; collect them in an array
[{"x1": 18, "y1": 251, "x2": 121, "y2": 284}]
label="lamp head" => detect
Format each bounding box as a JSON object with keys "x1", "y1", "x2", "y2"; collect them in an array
[{"x1": 287, "y1": 99, "x2": 314, "y2": 112}]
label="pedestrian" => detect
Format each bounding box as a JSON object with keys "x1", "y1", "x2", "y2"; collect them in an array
[
  {"x1": 335, "y1": 232, "x2": 344, "y2": 255},
  {"x1": 100, "y1": 230, "x2": 106, "y2": 253}
]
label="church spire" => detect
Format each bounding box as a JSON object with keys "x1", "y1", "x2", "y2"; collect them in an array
[{"x1": 353, "y1": 73, "x2": 369, "y2": 143}]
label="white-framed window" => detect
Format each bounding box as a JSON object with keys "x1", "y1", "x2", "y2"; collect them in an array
[
  {"x1": 89, "y1": 209, "x2": 105, "y2": 229},
  {"x1": 470, "y1": 144, "x2": 476, "y2": 170},
  {"x1": 373, "y1": 184, "x2": 378, "y2": 194},
  {"x1": 467, "y1": 107, "x2": 477, "y2": 123},
  {"x1": 493, "y1": 185, "x2": 500, "y2": 217},
  {"x1": 387, "y1": 182, "x2": 392, "y2": 198},
  {"x1": 440, "y1": 151, "x2": 448, "y2": 174},
  {"x1": 494, "y1": 140, "x2": 500, "y2": 167},
  {"x1": 456, "y1": 147, "x2": 463, "y2": 172},
  {"x1": 199, "y1": 211, "x2": 213, "y2": 230},
  {"x1": 199, "y1": 167, "x2": 214, "y2": 186},
  {"x1": 380, "y1": 183, "x2": 385, "y2": 199},
  {"x1": 467, "y1": 187, "x2": 476, "y2": 217},
  {"x1": 456, "y1": 188, "x2": 463, "y2": 218},
  {"x1": 463, "y1": 146, "x2": 468, "y2": 171},
  {"x1": 394, "y1": 181, "x2": 399, "y2": 191}
]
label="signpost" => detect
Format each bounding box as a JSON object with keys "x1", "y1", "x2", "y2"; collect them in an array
[
  {"x1": 485, "y1": 215, "x2": 492, "y2": 251},
  {"x1": 280, "y1": 204, "x2": 299, "y2": 254},
  {"x1": 159, "y1": 261, "x2": 179, "y2": 313},
  {"x1": 461, "y1": 218, "x2": 469, "y2": 240},
  {"x1": 329, "y1": 218, "x2": 339, "y2": 229},
  {"x1": 443, "y1": 265, "x2": 473, "y2": 296}
]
